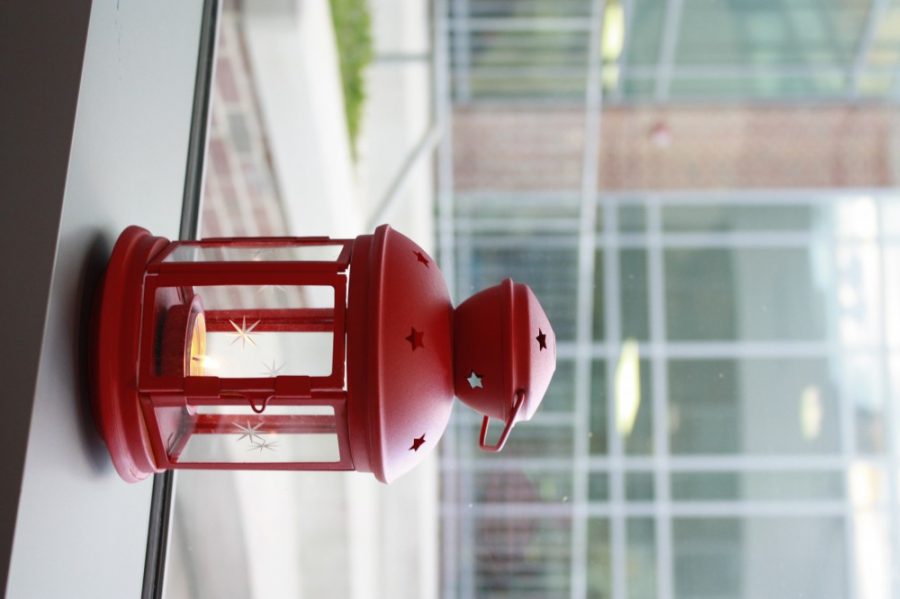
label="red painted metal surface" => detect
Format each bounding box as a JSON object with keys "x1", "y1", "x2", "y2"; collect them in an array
[
  {"x1": 347, "y1": 226, "x2": 455, "y2": 483},
  {"x1": 454, "y1": 279, "x2": 556, "y2": 451},
  {"x1": 92, "y1": 224, "x2": 557, "y2": 483},
  {"x1": 92, "y1": 226, "x2": 168, "y2": 482}
]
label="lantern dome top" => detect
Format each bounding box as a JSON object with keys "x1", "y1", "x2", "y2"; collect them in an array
[{"x1": 347, "y1": 225, "x2": 455, "y2": 483}]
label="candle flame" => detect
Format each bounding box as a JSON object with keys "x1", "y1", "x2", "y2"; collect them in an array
[
  {"x1": 187, "y1": 311, "x2": 210, "y2": 375},
  {"x1": 191, "y1": 354, "x2": 221, "y2": 373}
]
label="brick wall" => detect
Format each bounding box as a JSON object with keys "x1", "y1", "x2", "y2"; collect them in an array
[
  {"x1": 201, "y1": 7, "x2": 286, "y2": 238},
  {"x1": 453, "y1": 108, "x2": 586, "y2": 191},
  {"x1": 453, "y1": 105, "x2": 900, "y2": 191}
]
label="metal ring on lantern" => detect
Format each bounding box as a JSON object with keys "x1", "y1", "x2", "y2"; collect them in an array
[{"x1": 479, "y1": 389, "x2": 526, "y2": 452}]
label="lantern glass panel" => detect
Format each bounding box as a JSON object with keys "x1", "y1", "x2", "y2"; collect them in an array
[
  {"x1": 163, "y1": 243, "x2": 345, "y2": 262},
  {"x1": 155, "y1": 404, "x2": 341, "y2": 464},
  {"x1": 152, "y1": 284, "x2": 338, "y2": 379}
]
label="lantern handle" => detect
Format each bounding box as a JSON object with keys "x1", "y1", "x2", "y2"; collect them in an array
[{"x1": 479, "y1": 389, "x2": 526, "y2": 452}]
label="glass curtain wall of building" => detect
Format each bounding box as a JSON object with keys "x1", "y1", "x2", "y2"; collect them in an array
[{"x1": 439, "y1": 1, "x2": 900, "y2": 598}]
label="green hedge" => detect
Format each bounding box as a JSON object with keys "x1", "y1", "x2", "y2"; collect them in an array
[{"x1": 330, "y1": 0, "x2": 373, "y2": 157}]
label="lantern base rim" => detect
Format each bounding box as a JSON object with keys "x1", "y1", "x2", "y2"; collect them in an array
[{"x1": 92, "y1": 226, "x2": 169, "y2": 483}]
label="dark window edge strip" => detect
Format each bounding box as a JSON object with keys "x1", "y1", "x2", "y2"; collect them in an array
[{"x1": 141, "y1": 1, "x2": 219, "y2": 597}]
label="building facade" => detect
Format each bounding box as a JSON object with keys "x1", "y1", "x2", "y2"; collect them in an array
[{"x1": 439, "y1": 1, "x2": 900, "y2": 598}]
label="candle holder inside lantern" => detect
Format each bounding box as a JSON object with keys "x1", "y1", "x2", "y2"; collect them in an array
[{"x1": 93, "y1": 225, "x2": 556, "y2": 483}]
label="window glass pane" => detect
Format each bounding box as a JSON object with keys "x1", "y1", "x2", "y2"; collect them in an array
[
  {"x1": 589, "y1": 472, "x2": 610, "y2": 501},
  {"x1": 629, "y1": 0, "x2": 666, "y2": 66},
  {"x1": 619, "y1": 77, "x2": 655, "y2": 99},
  {"x1": 178, "y1": 427, "x2": 340, "y2": 463},
  {"x1": 626, "y1": 472, "x2": 655, "y2": 501},
  {"x1": 673, "y1": 517, "x2": 846, "y2": 599},
  {"x1": 587, "y1": 519, "x2": 612, "y2": 599},
  {"x1": 158, "y1": 405, "x2": 340, "y2": 464},
  {"x1": 205, "y1": 332, "x2": 333, "y2": 378},
  {"x1": 669, "y1": 359, "x2": 840, "y2": 454},
  {"x1": 594, "y1": 250, "x2": 606, "y2": 341},
  {"x1": 628, "y1": 518, "x2": 657, "y2": 599},
  {"x1": 673, "y1": 518, "x2": 742, "y2": 598},
  {"x1": 676, "y1": 0, "x2": 866, "y2": 66},
  {"x1": 542, "y1": 359, "x2": 575, "y2": 412},
  {"x1": 590, "y1": 361, "x2": 609, "y2": 454},
  {"x1": 618, "y1": 204, "x2": 646, "y2": 233},
  {"x1": 621, "y1": 250, "x2": 649, "y2": 341},
  {"x1": 665, "y1": 248, "x2": 826, "y2": 341},
  {"x1": 460, "y1": 30, "x2": 590, "y2": 100}
]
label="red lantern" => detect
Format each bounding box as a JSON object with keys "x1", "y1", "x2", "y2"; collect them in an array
[{"x1": 92, "y1": 225, "x2": 556, "y2": 483}]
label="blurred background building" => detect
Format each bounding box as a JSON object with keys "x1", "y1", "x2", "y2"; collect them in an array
[
  {"x1": 167, "y1": 0, "x2": 900, "y2": 598},
  {"x1": 443, "y1": 2, "x2": 900, "y2": 598}
]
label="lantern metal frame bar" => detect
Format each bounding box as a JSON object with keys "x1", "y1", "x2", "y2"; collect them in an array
[{"x1": 149, "y1": 236, "x2": 353, "y2": 271}]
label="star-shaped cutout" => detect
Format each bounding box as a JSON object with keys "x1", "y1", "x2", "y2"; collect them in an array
[
  {"x1": 536, "y1": 328, "x2": 548, "y2": 351},
  {"x1": 230, "y1": 317, "x2": 260, "y2": 349},
  {"x1": 249, "y1": 438, "x2": 278, "y2": 453},
  {"x1": 261, "y1": 359, "x2": 284, "y2": 377},
  {"x1": 467, "y1": 371, "x2": 484, "y2": 389},
  {"x1": 234, "y1": 421, "x2": 264, "y2": 443},
  {"x1": 413, "y1": 250, "x2": 430, "y2": 267},
  {"x1": 410, "y1": 434, "x2": 426, "y2": 451},
  {"x1": 406, "y1": 327, "x2": 425, "y2": 350}
]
